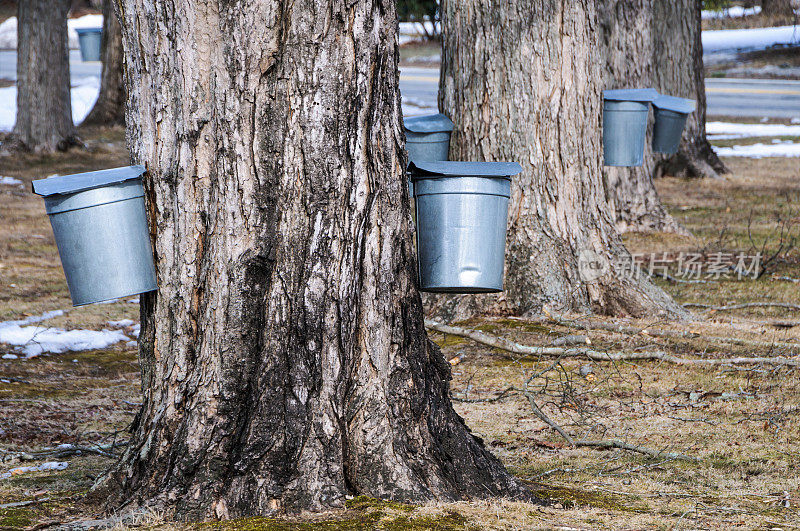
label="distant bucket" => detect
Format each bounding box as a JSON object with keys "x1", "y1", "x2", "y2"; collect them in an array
[
  {"x1": 404, "y1": 113, "x2": 454, "y2": 163},
  {"x1": 602, "y1": 88, "x2": 658, "y2": 167},
  {"x1": 652, "y1": 95, "x2": 696, "y2": 155},
  {"x1": 32, "y1": 166, "x2": 157, "y2": 306},
  {"x1": 409, "y1": 161, "x2": 522, "y2": 294},
  {"x1": 75, "y1": 27, "x2": 102, "y2": 62}
]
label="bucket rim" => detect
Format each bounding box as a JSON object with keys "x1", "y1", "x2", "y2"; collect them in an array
[
  {"x1": 404, "y1": 113, "x2": 454, "y2": 133},
  {"x1": 32, "y1": 165, "x2": 145, "y2": 197}
]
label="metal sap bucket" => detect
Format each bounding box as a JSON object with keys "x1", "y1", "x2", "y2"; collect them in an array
[
  {"x1": 75, "y1": 28, "x2": 102, "y2": 62},
  {"x1": 409, "y1": 161, "x2": 522, "y2": 294},
  {"x1": 603, "y1": 88, "x2": 658, "y2": 167},
  {"x1": 652, "y1": 95, "x2": 696, "y2": 154},
  {"x1": 32, "y1": 166, "x2": 157, "y2": 306},
  {"x1": 404, "y1": 113, "x2": 454, "y2": 163}
]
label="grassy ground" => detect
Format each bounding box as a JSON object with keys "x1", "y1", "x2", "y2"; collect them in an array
[{"x1": 1, "y1": 127, "x2": 800, "y2": 529}]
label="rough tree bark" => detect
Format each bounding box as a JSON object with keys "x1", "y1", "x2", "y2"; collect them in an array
[
  {"x1": 436, "y1": 0, "x2": 686, "y2": 320},
  {"x1": 11, "y1": 0, "x2": 80, "y2": 152},
  {"x1": 599, "y1": 0, "x2": 687, "y2": 235},
  {"x1": 91, "y1": 0, "x2": 528, "y2": 520},
  {"x1": 652, "y1": 0, "x2": 726, "y2": 179},
  {"x1": 81, "y1": 0, "x2": 125, "y2": 126}
]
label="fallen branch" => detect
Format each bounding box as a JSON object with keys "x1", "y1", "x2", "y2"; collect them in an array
[
  {"x1": 684, "y1": 302, "x2": 800, "y2": 312},
  {"x1": 425, "y1": 320, "x2": 800, "y2": 367},
  {"x1": 0, "y1": 441, "x2": 126, "y2": 462},
  {"x1": 532, "y1": 313, "x2": 800, "y2": 352},
  {"x1": 519, "y1": 389, "x2": 697, "y2": 462}
]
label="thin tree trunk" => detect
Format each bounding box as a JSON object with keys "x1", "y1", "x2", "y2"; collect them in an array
[
  {"x1": 91, "y1": 0, "x2": 529, "y2": 519},
  {"x1": 761, "y1": 0, "x2": 795, "y2": 17},
  {"x1": 11, "y1": 0, "x2": 79, "y2": 152},
  {"x1": 436, "y1": 0, "x2": 686, "y2": 321},
  {"x1": 653, "y1": 0, "x2": 727, "y2": 180},
  {"x1": 599, "y1": 0, "x2": 688, "y2": 235},
  {"x1": 81, "y1": 0, "x2": 125, "y2": 126}
]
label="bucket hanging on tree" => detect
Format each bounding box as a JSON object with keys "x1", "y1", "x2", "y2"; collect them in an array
[
  {"x1": 32, "y1": 166, "x2": 157, "y2": 306},
  {"x1": 652, "y1": 94, "x2": 696, "y2": 155},
  {"x1": 409, "y1": 160, "x2": 522, "y2": 294},
  {"x1": 602, "y1": 88, "x2": 658, "y2": 167}
]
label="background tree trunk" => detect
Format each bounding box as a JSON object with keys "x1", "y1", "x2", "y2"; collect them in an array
[
  {"x1": 11, "y1": 0, "x2": 79, "y2": 152},
  {"x1": 761, "y1": 0, "x2": 795, "y2": 17},
  {"x1": 652, "y1": 0, "x2": 726, "y2": 180},
  {"x1": 92, "y1": 0, "x2": 528, "y2": 519},
  {"x1": 599, "y1": 0, "x2": 688, "y2": 235},
  {"x1": 436, "y1": 0, "x2": 686, "y2": 320},
  {"x1": 81, "y1": 0, "x2": 125, "y2": 126}
]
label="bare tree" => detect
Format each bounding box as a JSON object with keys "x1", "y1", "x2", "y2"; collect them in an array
[
  {"x1": 437, "y1": 0, "x2": 686, "y2": 319},
  {"x1": 11, "y1": 0, "x2": 80, "y2": 152},
  {"x1": 761, "y1": 0, "x2": 795, "y2": 17},
  {"x1": 653, "y1": 0, "x2": 726, "y2": 180},
  {"x1": 599, "y1": 0, "x2": 688, "y2": 235},
  {"x1": 81, "y1": 0, "x2": 125, "y2": 126},
  {"x1": 91, "y1": 0, "x2": 528, "y2": 519}
]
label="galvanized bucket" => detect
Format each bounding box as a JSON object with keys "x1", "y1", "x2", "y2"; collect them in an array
[
  {"x1": 603, "y1": 88, "x2": 658, "y2": 167},
  {"x1": 652, "y1": 95, "x2": 696, "y2": 154},
  {"x1": 32, "y1": 166, "x2": 157, "y2": 306},
  {"x1": 75, "y1": 27, "x2": 102, "y2": 62},
  {"x1": 404, "y1": 113, "x2": 454, "y2": 163},
  {"x1": 409, "y1": 161, "x2": 522, "y2": 294}
]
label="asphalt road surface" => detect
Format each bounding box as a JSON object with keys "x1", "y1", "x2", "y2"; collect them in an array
[
  {"x1": 1, "y1": 54, "x2": 797, "y2": 121},
  {"x1": 399, "y1": 66, "x2": 800, "y2": 120}
]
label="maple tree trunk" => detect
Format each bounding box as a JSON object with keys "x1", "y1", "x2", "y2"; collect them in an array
[
  {"x1": 653, "y1": 0, "x2": 727, "y2": 179},
  {"x1": 437, "y1": 0, "x2": 686, "y2": 320},
  {"x1": 81, "y1": 0, "x2": 125, "y2": 126},
  {"x1": 599, "y1": 0, "x2": 687, "y2": 235},
  {"x1": 12, "y1": 0, "x2": 79, "y2": 152},
  {"x1": 91, "y1": 0, "x2": 528, "y2": 520}
]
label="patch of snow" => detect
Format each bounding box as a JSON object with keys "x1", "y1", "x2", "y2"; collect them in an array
[
  {"x1": 707, "y1": 121, "x2": 800, "y2": 139},
  {"x1": 0, "y1": 310, "x2": 128, "y2": 358},
  {"x1": 702, "y1": 6, "x2": 761, "y2": 19},
  {"x1": 724, "y1": 64, "x2": 800, "y2": 78},
  {"x1": 0, "y1": 176, "x2": 22, "y2": 186},
  {"x1": 2, "y1": 353, "x2": 18, "y2": 360},
  {"x1": 0, "y1": 76, "x2": 100, "y2": 132},
  {"x1": 125, "y1": 341, "x2": 137, "y2": 348},
  {"x1": 0, "y1": 17, "x2": 16, "y2": 49},
  {"x1": 703, "y1": 25, "x2": 800, "y2": 54},
  {"x1": 792, "y1": 117, "x2": 800, "y2": 124},
  {"x1": 130, "y1": 324, "x2": 140, "y2": 338},
  {"x1": 107, "y1": 319, "x2": 135, "y2": 328},
  {"x1": 127, "y1": 298, "x2": 139, "y2": 304},
  {"x1": 714, "y1": 141, "x2": 800, "y2": 158}
]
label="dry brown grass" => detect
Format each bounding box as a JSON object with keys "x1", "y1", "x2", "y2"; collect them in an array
[{"x1": 1, "y1": 131, "x2": 800, "y2": 529}]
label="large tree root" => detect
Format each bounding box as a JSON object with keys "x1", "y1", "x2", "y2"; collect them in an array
[{"x1": 425, "y1": 320, "x2": 800, "y2": 368}]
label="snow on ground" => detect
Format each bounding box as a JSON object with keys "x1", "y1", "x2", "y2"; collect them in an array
[
  {"x1": 0, "y1": 176, "x2": 22, "y2": 186},
  {"x1": 703, "y1": 25, "x2": 800, "y2": 53},
  {"x1": 0, "y1": 461, "x2": 68, "y2": 479},
  {"x1": 702, "y1": 6, "x2": 761, "y2": 19},
  {"x1": 714, "y1": 139, "x2": 800, "y2": 158},
  {"x1": 0, "y1": 14, "x2": 102, "y2": 50},
  {"x1": 0, "y1": 76, "x2": 99, "y2": 132},
  {"x1": 707, "y1": 121, "x2": 800, "y2": 140},
  {"x1": 107, "y1": 319, "x2": 135, "y2": 328},
  {"x1": 0, "y1": 309, "x2": 129, "y2": 358}
]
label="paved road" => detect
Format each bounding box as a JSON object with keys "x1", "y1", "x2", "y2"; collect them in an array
[
  {"x1": 2, "y1": 56, "x2": 798, "y2": 120},
  {"x1": 400, "y1": 66, "x2": 800, "y2": 120},
  {"x1": 0, "y1": 50, "x2": 101, "y2": 83}
]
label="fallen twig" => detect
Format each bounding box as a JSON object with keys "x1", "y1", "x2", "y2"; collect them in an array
[
  {"x1": 684, "y1": 302, "x2": 800, "y2": 312},
  {"x1": 425, "y1": 320, "x2": 800, "y2": 367},
  {"x1": 519, "y1": 389, "x2": 697, "y2": 461},
  {"x1": 0, "y1": 441, "x2": 127, "y2": 462}
]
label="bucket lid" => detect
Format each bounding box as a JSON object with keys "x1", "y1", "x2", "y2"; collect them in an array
[
  {"x1": 408, "y1": 161, "x2": 523, "y2": 180},
  {"x1": 653, "y1": 94, "x2": 696, "y2": 114},
  {"x1": 603, "y1": 88, "x2": 659, "y2": 103},
  {"x1": 404, "y1": 113, "x2": 454, "y2": 134},
  {"x1": 32, "y1": 165, "x2": 145, "y2": 197},
  {"x1": 75, "y1": 27, "x2": 102, "y2": 34}
]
